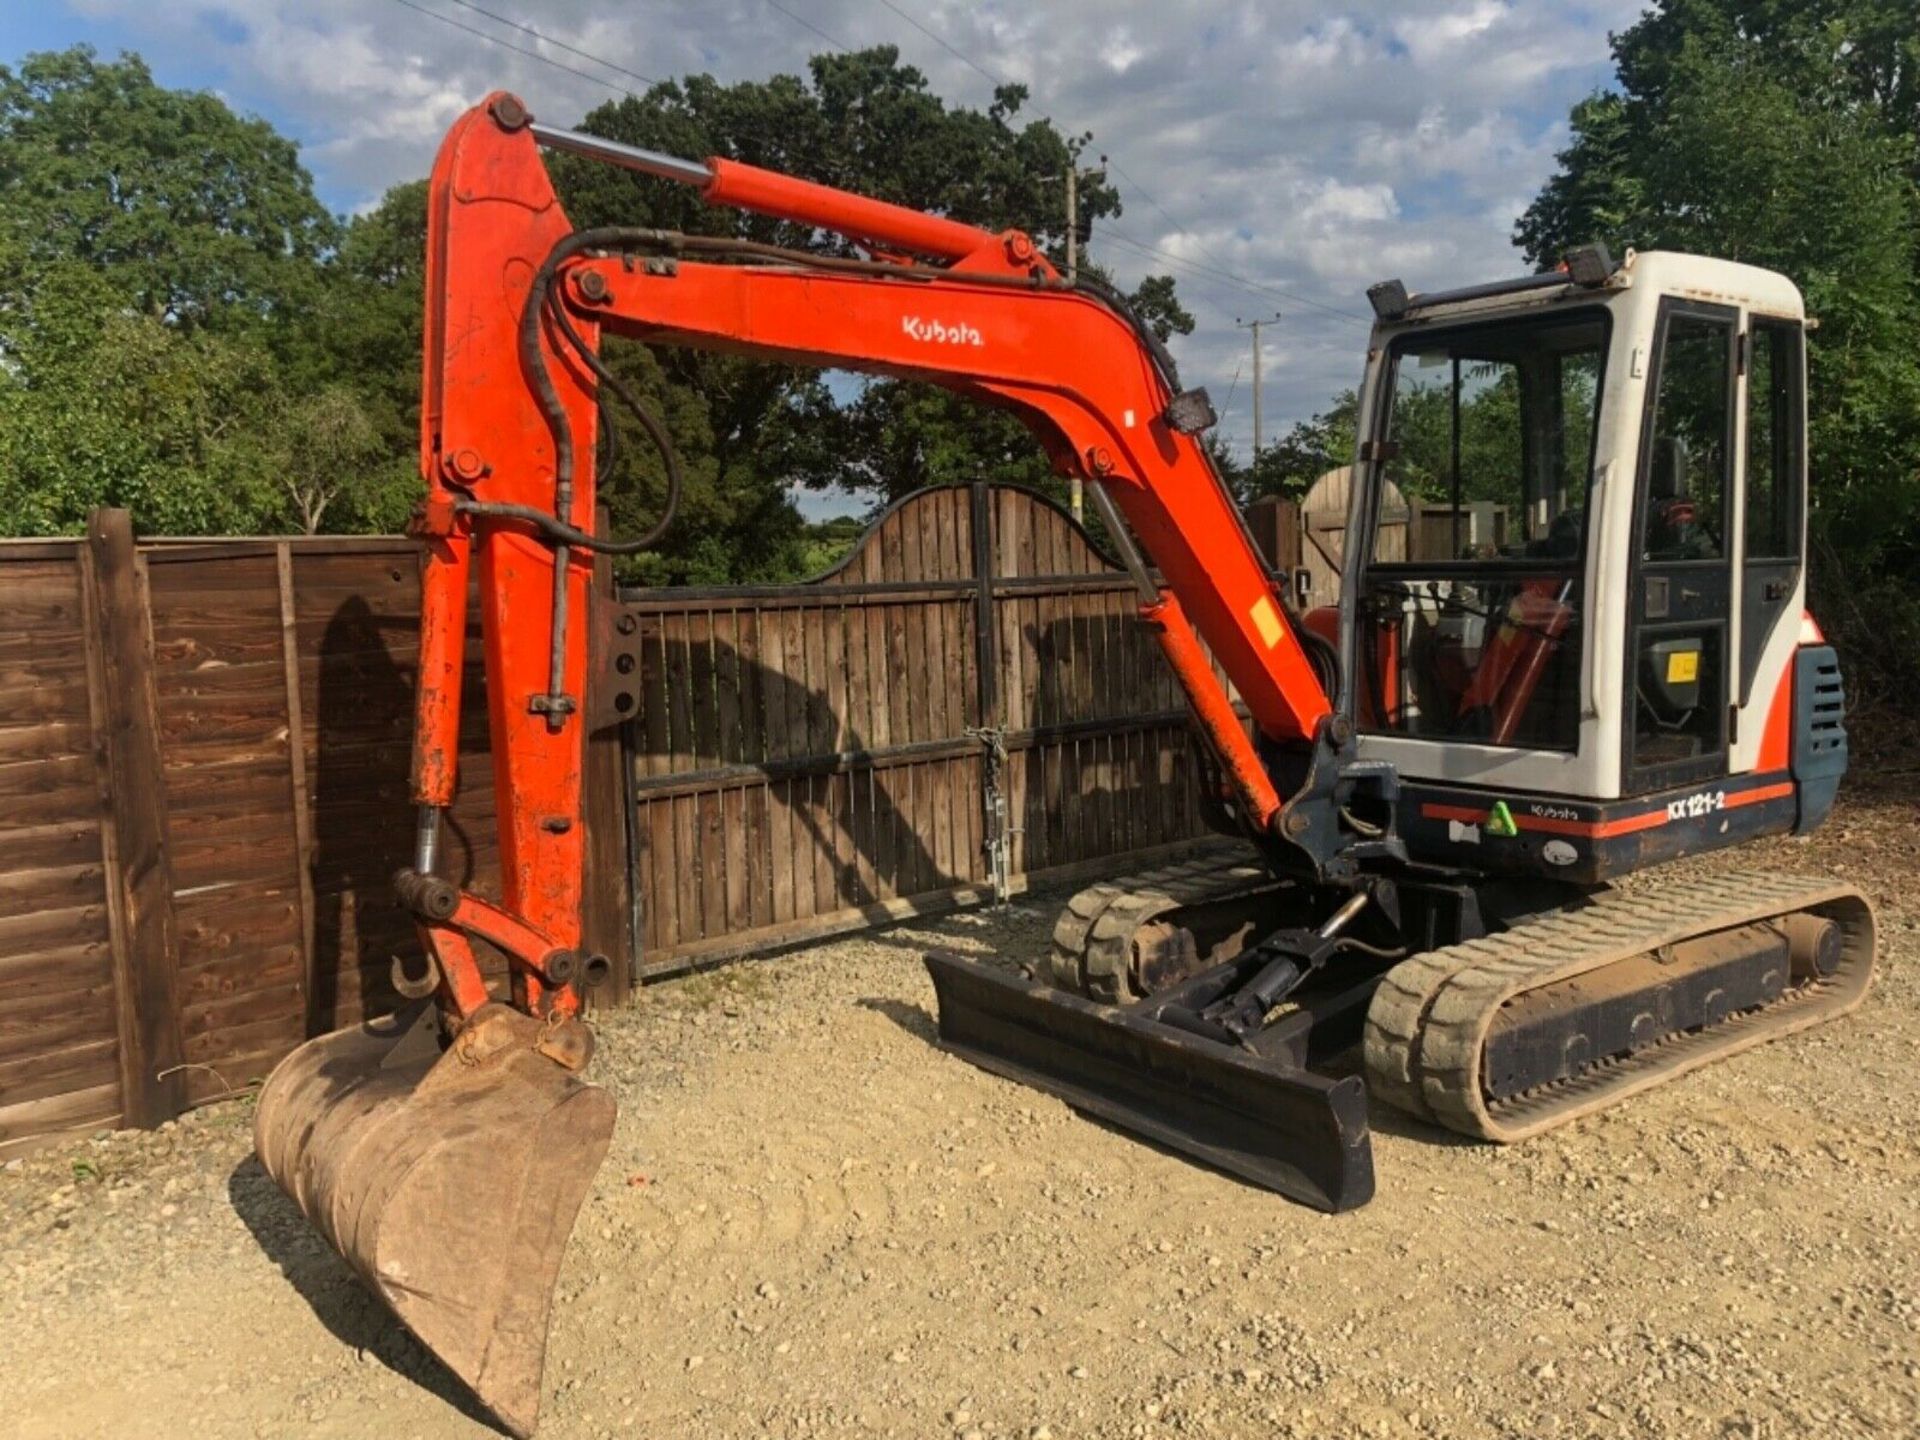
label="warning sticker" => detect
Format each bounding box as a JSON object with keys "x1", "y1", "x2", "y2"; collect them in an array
[{"x1": 1250, "y1": 595, "x2": 1284, "y2": 650}]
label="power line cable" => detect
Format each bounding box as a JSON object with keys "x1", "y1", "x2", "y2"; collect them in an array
[
  {"x1": 1102, "y1": 158, "x2": 1293, "y2": 311},
  {"x1": 761, "y1": 0, "x2": 852, "y2": 54},
  {"x1": 389, "y1": 0, "x2": 1372, "y2": 329},
  {"x1": 872, "y1": 0, "x2": 1006, "y2": 90},
  {"x1": 1216, "y1": 360, "x2": 1244, "y2": 429},
  {"x1": 438, "y1": 0, "x2": 660, "y2": 88},
  {"x1": 1101, "y1": 229, "x2": 1370, "y2": 325},
  {"x1": 862, "y1": 1, "x2": 1366, "y2": 325},
  {"x1": 386, "y1": 0, "x2": 637, "y2": 97}
]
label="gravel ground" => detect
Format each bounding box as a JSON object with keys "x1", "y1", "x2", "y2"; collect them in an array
[{"x1": 3, "y1": 777, "x2": 1916, "y2": 1440}]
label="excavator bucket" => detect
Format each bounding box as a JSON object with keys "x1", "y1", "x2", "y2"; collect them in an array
[
  {"x1": 253, "y1": 1004, "x2": 616, "y2": 1438},
  {"x1": 924, "y1": 951, "x2": 1374, "y2": 1212}
]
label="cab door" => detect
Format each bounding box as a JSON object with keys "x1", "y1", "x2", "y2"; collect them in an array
[
  {"x1": 1624, "y1": 299, "x2": 1739, "y2": 793},
  {"x1": 1736, "y1": 317, "x2": 1805, "y2": 721}
]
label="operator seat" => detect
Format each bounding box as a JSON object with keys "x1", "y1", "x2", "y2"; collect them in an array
[{"x1": 1644, "y1": 436, "x2": 1705, "y2": 559}]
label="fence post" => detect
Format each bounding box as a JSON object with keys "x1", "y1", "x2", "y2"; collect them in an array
[
  {"x1": 274, "y1": 542, "x2": 321, "y2": 1035},
  {"x1": 1244, "y1": 495, "x2": 1301, "y2": 576},
  {"x1": 79, "y1": 508, "x2": 187, "y2": 1128}
]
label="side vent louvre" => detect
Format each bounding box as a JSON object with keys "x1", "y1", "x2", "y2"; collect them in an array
[
  {"x1": 1803, "y1": 653, "x2": 1847, "y2": 762},
  {"x1": 1790, "y1": 645, "x2": 1847, "y2": 833}
]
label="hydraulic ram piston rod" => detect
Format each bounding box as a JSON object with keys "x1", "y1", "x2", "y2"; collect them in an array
[
  {"x1": 528, "y1": 117, "x2": 993, "y2": 261},
  {"x1": 529, "y1": 122, "x2": 715, "y2": 187}
]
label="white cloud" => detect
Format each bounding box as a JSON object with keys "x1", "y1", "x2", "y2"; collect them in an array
[
  {"x1": 1392, "y1": 0, "x2": 1510, "y2": 64},
  {"x1": 1099, "y1": 27, "x2": 1145, "y2": 76},
  {"x1": 58, "y1": 0, "x2": 1641, "y2": 458}
]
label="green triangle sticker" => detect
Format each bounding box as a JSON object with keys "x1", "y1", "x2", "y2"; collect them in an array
[{"x1": 1486, "y1": 801, "x2": 1519, "y2": 838}]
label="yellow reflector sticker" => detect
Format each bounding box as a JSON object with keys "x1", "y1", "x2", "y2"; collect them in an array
[
  {"x1": 1250, "y1": 595, "x2": 1284, "y2": 650},
  {"x1": 1666, "y1": 649, "x2": 1700, "y2": 684}
]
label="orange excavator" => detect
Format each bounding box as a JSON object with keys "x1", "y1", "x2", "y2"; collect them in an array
[{"x1": 254, "y1": 92, "x2": 1877, "y2": 1435}]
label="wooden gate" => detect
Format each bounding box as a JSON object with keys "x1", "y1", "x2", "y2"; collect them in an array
[
  {"x1": 618, "y1": 484, "x2": 1228, "y2": 974},
  {"x1": 1297, "y1": 466, "x2": 1408, "y2": 608}
]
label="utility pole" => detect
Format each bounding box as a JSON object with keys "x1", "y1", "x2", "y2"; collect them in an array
[
  {"x1": 1065, "y1": 166, "x2": 1078, "y2": 282},
  {"x1": 1235, "y1": 312, "x2": 1283, "y2": 462}
]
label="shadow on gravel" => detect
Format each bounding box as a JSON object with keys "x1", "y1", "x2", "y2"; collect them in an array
[
  {"x1": 856, "y1": 996, "x2": 939, "y2": 1043},
  {"x1": 226, "y1": 1155, "x2": 507, "y2": 1434},
  {"x1": 1361, "y1": 1102, "x2": 1480, "y2": 1147}
]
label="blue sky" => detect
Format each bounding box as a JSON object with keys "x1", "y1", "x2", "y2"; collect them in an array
[{"x1": 10, "y1": 1, "x2": 1636, "y2": 519}]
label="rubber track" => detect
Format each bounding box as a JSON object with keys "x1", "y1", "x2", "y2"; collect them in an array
[
  {"x1": 1047, "y1": 849, "x2": 1281, "y2": 1003},
  {"x1": 1363, "y1": 870, "x2": 1876, "y2": 1142}
]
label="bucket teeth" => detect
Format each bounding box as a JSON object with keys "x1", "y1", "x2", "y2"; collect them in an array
[{"x1": 254, "y1": 1005, "x2": 616, "y2": 1438}]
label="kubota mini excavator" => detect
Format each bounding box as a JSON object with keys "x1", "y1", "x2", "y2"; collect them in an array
[{"x1": 254, "y1": 92, "x2": 1877, "y2": 1435}]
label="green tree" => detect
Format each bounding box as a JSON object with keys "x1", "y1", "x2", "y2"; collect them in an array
[
  {"x1": 1239, "y1": 391, "x2": 1359, "y2": 502},
  {"x1": 0, "y1": 300, "x2": 285, "y2": 534},
  {"x1": 277, "y1": 385, "x2": 414, "y2": 534},
  {"x1": 0, "y1": 50, "x2": 427, "y2": 537},
  {"x1": 0, "y1": 43, "x2": 1192, "y2": 570},
  {"x1": 304, "y1": 179, "x2": 431, "y2": 455},
  {"x1": 0, "y1": 47, "x2": 335, "y2": 344}
]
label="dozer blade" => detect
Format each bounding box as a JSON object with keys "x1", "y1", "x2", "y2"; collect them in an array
[
  {"x1": 253, "y1": 1004, "x2": 616, "y2": 1438},
  {"x1": 924, "y1": 950, "x2": 1374, "y2": 1213}
]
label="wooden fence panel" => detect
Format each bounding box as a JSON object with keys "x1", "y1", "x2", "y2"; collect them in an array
[
  {"x1": 288, "y1": 545, "x2": 508, "y2": 1033},
  {"x1": 145, "y1": 550, "x2": 306, "y2": 1104},
  {"x1": 0, "y1": 551, "x2": 123, "y2": 1155},
  {"x1": 625, "y1": 485, "x2": 1229, "y2": 973},
  {"x1": 0, "y1": 529, "x2": 526, "y2": 1153}
]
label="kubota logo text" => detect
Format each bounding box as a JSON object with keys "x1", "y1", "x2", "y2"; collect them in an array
[{"x1": 902, "y1": 316, "x2": 984, "y2": 346}]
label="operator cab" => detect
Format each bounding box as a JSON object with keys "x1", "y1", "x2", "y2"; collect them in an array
[{"x1": 1341, "y1": 249, "x2": 1840, "y2": 880}]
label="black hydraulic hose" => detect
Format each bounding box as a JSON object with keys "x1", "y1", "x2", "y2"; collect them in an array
[
  {"x1": 454, "y1": 499, "x2": 659, "y2": 553},
  {"x1": 1296, "y1": 620, "x2": 1343, "y2": 699},
  {"x1": 538, "y1": 225, "x2": 1179, "y2": 393},
  {"x1": 1069, "y1": 272, "x2": 1184, "y2": 391},
  {"x1": 542, "y1": 285, "x2": 679, "y2": 549},
  {"x1": 520, "y1": 227, "x2": 684, "y2": 552}
]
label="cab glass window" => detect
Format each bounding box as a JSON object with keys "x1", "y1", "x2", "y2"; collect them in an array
[
  {"x1": 1640, "y1": 313, "x2": 1734, "y2": 562},
  {"x1": 1372, "y1": 314, "x2": 1605, "y2": 563},
  {"x1": 1355, "y1": 310, "x2": 1608, "y2": 752},
  {"x1": 1745, "y1": 320, "x2": 1802, "y2": 560}
]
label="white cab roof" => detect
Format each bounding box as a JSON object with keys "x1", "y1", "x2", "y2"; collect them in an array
[{"x1": 1619, "y1": 250, "x2": 1804, "y2": 319}]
